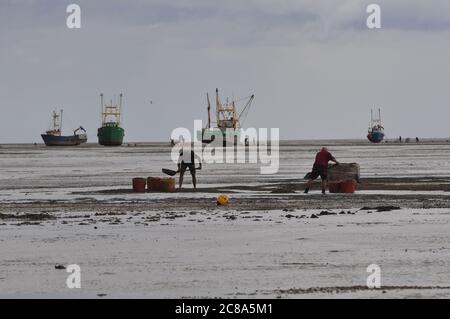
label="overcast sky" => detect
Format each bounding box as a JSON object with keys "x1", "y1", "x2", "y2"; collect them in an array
[{"x1": 1, "y1": 0, "x2": 450, "y2": 143}]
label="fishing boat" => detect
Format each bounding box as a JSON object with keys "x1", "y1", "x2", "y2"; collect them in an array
[
  {"x1": 367, "y1": 108, "x2": 385, "y2": 143},
  {"x1": 199, "y1": 89, "x2": 254, "y2": 146},
  {"x1": 97, "y1": 93, "x2": 125, "y2": 146},
  {"x1": 41, "y1": 110, "x2": 87, "y2": 146}
]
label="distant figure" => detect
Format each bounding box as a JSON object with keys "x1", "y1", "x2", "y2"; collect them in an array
[
  {"x1": 178, "y1": 145, "x2": 202, "y2": 190},
  {"x1": 399, "y1": 136, "x2": 402, "y2": 143},
  {"x1": 416, "y1": 137, "x2": 420, "y2": 143},
  {"x1": 304, "y1": 147, "x2": 339, "y2": 195}
]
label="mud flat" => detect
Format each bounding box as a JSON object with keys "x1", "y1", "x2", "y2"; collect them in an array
[
  {"x1": 0, "y1": 206, "x2": 449, "y2": 298},
  {"x1": 0, "y1": 142, "x2": 450, "y2": 298}
]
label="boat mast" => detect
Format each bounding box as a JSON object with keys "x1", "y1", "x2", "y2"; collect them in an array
[
  {"x1": 100, "y1": 93, "x2": 122, "y2": 126},
  {"x1": 60, "y1": 109, "x2": 63, "y2": 132},
  {"x1": 237, "y1": 95, "x2": 255, "y2": 127},
  {"x1": 216, "y1": 88, "x2": 220, "y2": 125},
  {"x1": 232, "y1": 101, "x2": 237, "y2": 129},
  {"x1": 52, "y1": 111, "x2": 57, "y2": 131},
  {"x1": 100, "y1": 93, "x2": 104, "y2": 125},
  {"x1": 207, "y1": 93, "x2": 211, "y2": 129},
  {"x1": 52, "y1": 110, "x2": 61, "y2": 132},
  {"x1": 118, "y1": 93, "x2": 123, "y2": 126}
]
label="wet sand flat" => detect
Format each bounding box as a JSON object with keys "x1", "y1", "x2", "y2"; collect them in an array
[{"x1": 0, "y1": 141, "x2": 450, "y2": 298}]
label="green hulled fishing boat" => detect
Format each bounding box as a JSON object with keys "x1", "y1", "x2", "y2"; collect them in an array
[{"x1": 97, "y1": 93, "x2": 125, "y2": 146}]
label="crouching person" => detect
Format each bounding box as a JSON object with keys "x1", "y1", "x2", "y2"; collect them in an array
[{"x1": 304, "y1": 147, "x2": 338, "y2": 194}]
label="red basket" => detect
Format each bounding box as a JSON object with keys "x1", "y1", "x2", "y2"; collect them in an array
[
  {"x1": 328, "y1": 182, "x2": 341, "y2": 193},
  {"x1": 147, "y1": 177, "x2": 164, "y2": 191},
  {"x1": 340, "y1": 180, "x2": 356, "y2": 193},
  {"x1": 328, "y1": 180, "x2": 356, "y2": 193},
  {"x1": 132, "y1": 178, "x2": 146, "y2": 193}
]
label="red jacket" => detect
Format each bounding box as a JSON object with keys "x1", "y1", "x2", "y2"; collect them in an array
[{"x1": 314, "y1": 150, "x2": 334, "y2": 168}]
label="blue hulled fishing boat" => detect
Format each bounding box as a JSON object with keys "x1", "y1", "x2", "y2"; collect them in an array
[
  {"x1": 41, "y1": 110, "x2": 87, "y2": 146},
  {"x1": 367, "y1": 108, "x2": 385, "y2": 143}
]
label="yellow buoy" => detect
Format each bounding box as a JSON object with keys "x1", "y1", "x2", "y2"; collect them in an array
[{"x1": 217, "y1": 194, "x2": 229, "y2": 206}]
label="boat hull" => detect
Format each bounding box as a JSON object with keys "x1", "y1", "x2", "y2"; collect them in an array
[
  {"x1": 367, "y1": 131, "x2": 385, "y2": 143},
  {"x1": 41, "y1": 134, "x2": 87, "y2": 146},
  {"x1": 97, "y1": 125, "x2": 124, "y2": 146},
  {"x1": 199, "y1": 128, "x2": 243, "y2": 146}
]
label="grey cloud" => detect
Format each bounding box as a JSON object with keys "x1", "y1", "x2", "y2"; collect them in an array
[
  {"x1": 3, "y1": 1, "x2": 450, "y2": 37},
  {"x1": 2, "y1": 1, "x2": 450, "y2": 143}
]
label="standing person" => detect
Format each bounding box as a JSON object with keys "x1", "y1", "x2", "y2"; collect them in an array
[
  {"x1": 304, "y1": 147, "x2": 338, "y2": 194},
  {"x1": 178, "y1": 145, "x2": 202, "y2": 190}
]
